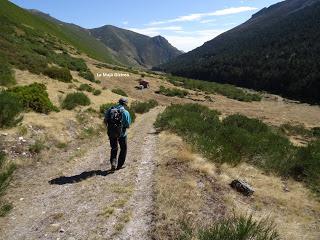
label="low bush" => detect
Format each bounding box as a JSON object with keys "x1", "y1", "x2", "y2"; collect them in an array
[
  {"x1": 0, "y1": 61, "x2": 16, "y2": 86},
  {"x1": 0, "y1": 91, "x2": 23, "y2": 128},
  {"x1": 0, "y1": 203, "x2": 13, "y2": 217},
  {"x1": 50, "y1": 53, "x2": 87, "y2": 72},
  {"x1": 168, "y1": 75, "x2": 262, "y2": 102},
  {"x1": 93, "y1": 89, "x2": 102, "y2": 96},
  {"x1": 157, "y1": 85, "x2": 188, "y2": 98},
  {"x1": 62, "y1": 92, "x2": 91, "y2": 110},
  {"x1": 79, "y1": 70, "x2": 95, "y2": 82},
  {"x1": 312, "y1": 127, "x2": 320, "y2": 137},
  {"x1": 78, "y1": 83, "x2": 94, "y2": 92},
  {"x1": 112, "y1": 88, "x2": 128, "y2": 97},
  {"x1": 43, "y1": 66, "x2": 72, "y2": 82},
  {"x1": 293, "y1": 140, "x2": 320, "y2": 194},
  {"x1": 131, "y1": 99, "x2": 158, "y2": 114},
  {"x1": 155, "y1": 104, "x2": 320, "y2": 195},
  {"x1": 8, "y1": 83, "x2": 58, "y2": 114},
  {"x1": 195, "y1": 215, "x2": 279, "y2": 240}
]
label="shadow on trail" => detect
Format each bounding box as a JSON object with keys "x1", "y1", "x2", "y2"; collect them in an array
[{"x1": 49, "y1": 170, "x2": 113, "y2": 185}]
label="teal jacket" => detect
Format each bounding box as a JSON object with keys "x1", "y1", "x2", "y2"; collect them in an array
[{"x1": 105, "y1": 104, "x2": 131, "y2": 137}]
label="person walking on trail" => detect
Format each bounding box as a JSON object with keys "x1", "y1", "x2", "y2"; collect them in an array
[{"x1": 104, "y1": 98, "x2": 131, "y2": 171}]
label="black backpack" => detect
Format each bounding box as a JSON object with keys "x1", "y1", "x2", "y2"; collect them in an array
[{"x1": 104, "y1": 107, "x2": 123, "y2": 138}]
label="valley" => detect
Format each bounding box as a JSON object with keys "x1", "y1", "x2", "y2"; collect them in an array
[{"x1": 1, "y1": 0, "x2": 320, "y2": 239}]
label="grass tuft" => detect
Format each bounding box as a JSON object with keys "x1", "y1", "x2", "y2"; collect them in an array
[{"x1": 196, "y1": 215, "x2": 280, "y2": 240}]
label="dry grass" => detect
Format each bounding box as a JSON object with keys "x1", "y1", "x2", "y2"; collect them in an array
[
  {"x1": 153, "y1": 133, "x2": 223, "y2": 240},
  {"x1": 217, "y1": 163, "x2": 320, "y2": 240},
  {"x1": 153, "y1": 132, "x2": 320, "y2": 240}
]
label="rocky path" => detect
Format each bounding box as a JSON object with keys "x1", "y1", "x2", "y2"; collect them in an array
[{"x1": 0, "y1": 107, "x2": 163, "y2": 240}]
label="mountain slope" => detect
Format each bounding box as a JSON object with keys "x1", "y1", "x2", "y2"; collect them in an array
[
  {"x1": 89, "y1": 25, "x2": 182, "y2": 68},
  {"x1": 0, "y1": 0, "x2": 117, "y2": 64},
  {"x1": 159, "y1": 0, "x2": 320, "y2": 104}
]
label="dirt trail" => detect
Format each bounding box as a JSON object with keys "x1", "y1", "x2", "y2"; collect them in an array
[{"x1": 0, "y1": 107, "x2": 163, "y2": 240}]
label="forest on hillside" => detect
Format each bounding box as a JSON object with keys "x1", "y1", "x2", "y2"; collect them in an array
[{"x1": 158, "y1": 2, "x2": 320, "y2": 104}]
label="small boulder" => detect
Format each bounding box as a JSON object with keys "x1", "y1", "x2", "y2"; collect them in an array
[{"x1": 230, "y1": 179, "x2": 254, "y2": 196}]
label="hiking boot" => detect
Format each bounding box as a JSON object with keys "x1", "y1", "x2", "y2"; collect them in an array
[
  {"x1": 116, "y1": 165, "x2": 126, "y2": 170},
  {"x1": 111, "y1": 159, "x2": 117, "y2": 171},
  {"x1": 111, "y1": 165, "x2": 116, "y2": 171}
]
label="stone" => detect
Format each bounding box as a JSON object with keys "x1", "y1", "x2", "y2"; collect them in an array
[{"x1": 230, "y1": 179, "x2": 254, "y2": 196}]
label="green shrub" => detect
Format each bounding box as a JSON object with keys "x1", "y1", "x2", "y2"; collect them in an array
[
  {"x1": 112, "y1": 88, "x2": 128, "y2": 97},
  {"x1": 0, "y1": 203, "x2": 13, "y2": 217},
  {"x1": 8, "y1": 83, "x2": 58, "y2": 114},
  {"x1": 167, "y1": 75, "x2": 261, "y2": 102},
  {"x1": 131, "y1": 99, "x2": 158, "y2": 114},
  {"x1": 0, "y1": 61, "x2": 16, "y2": 86},
  {"x1": 62, "y1": 92, "x2": 91, "y2": 110},
  {"x1": 93, "y1": 89, "x2": 102, "y2": 96},
  {"x1": 29, "y1": 140, "x2": 46, "y2": 154},
  {"x1": 43, "y1": 66, "x2": 72, "y2": 82},
  {"x1": 197, "y1": 215, "x2": 279, "y2": 240},
  {"x1": 0, "y1": 91, "x2": 23, "y2": 128},
  {"x1": 312, "y1": 127, "x2": 320, "y2": 138},
  {"x1": 79, "y1": 70, "x2": 95, "y2": 82},
  {"x1": 155, "y1": 104, "x2": 320, "y2": 195},
  {"x1": 292, "y1": 140, "x2": 320, "y2": 195},
  {"x1": 157, "y1": 85, "x2": 188, "y2": 98},
  {"x1": 78, "y1": 83, "x2": 94, "y2": 92},
  {"x1": 50, "y1": 53, "x2": 87, "y2": 72}
]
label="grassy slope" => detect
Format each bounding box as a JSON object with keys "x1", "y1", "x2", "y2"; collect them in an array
[{"x1": 0, "y1": 0, "x2": 117, "y2": 64}]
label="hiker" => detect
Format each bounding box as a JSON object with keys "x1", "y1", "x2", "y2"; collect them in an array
[{"x1": 104, "y1": 98, "x2": 131, "y2": 171}]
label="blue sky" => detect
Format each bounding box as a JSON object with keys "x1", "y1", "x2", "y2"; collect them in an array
[{"x1": 11, "y1": 0, "x2": 281, "y2": 52}]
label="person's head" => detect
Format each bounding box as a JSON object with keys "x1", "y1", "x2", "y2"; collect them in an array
[{"x1": 118, "y1": 98, "x2": 128, "y2": 106}]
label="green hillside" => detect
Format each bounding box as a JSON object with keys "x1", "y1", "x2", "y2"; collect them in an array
[
  {"x1": 158, "y1": 0, "x2": 320, "y2": 104},
  {"x1": 0, "y1": 0, "x2": 117, "y2": 64}
]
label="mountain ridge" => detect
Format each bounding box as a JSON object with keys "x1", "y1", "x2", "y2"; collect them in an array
[
  {"x1": 89, "y1": 25, "x2": 182, "y2": 68},
  {"x1": 158, "y1": 0, "x2": 320, "y2": 104},
  {"x1": 28, "y1": 10, "x2": 182, "y2": 68}
]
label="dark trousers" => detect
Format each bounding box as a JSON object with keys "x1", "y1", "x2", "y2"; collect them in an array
[{"x1": 109, "y1": 136, "x2": 127, "y2": 169}]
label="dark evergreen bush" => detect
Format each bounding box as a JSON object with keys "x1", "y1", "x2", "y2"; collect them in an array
[
  {"x1": 0, "y1": 91, "x2": 23, "y2": 128},
  {"x1": 62, "y1": 92, "x2": 91, "y2": 110}
]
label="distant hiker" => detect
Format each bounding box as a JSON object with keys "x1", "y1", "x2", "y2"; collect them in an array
[{"x1": 104, "y1": 98, "x2": 131, "y2": 171}]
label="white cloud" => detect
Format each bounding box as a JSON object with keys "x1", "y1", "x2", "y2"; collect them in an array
[
  {"x1": 200, "y1": 19, "x2": 217, "y2": 24},
  {"x1": 122, "y1": 21, "x2": 128, "y2": 25},
  {"x1": 212, "y1": 6, "x2": 257, "y2": 16},
  {"x1": 164, "y1": 29, "x2": 226, "y2": 52},
  {"x1": 128, "y1": 26, "x2": 183, "y2": 36},
  {"x1": 148, "y1": 6, "x2": 257, "y2": 25}
]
